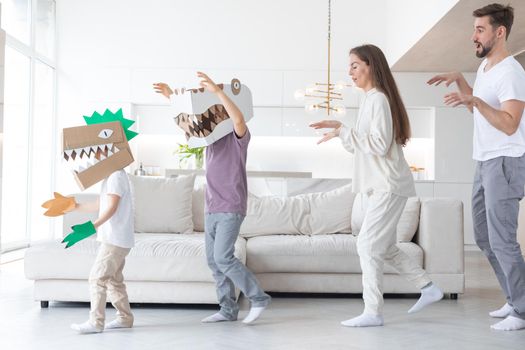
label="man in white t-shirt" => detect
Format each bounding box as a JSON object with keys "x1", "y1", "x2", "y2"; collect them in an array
[{"x1": 428, "y1": 3, "x2": 525, "y2": 331}]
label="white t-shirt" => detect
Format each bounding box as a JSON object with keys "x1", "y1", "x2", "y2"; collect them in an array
[
  {"x1": 97, "y1": 170, "x2": 135, "y2": 249},
  {"x1": 339, "y1": 88, "x2": 415, "y2": 197},
  {"x1": 472, "y1": 56, "x2": 525, "y2": 161}
]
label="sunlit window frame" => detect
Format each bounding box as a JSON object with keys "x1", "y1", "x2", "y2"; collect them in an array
[{"x1": 1, "y1": 0, "x2": 57, "y2": 253}]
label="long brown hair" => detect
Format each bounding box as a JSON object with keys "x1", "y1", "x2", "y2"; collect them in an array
[{"x1": 350, "y1": 44, "x2": 411, "y2": 146}]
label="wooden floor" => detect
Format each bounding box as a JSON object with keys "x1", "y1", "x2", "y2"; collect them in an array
[{"x1": 1, "y1": 250, "x2": 524, "y2": 350}]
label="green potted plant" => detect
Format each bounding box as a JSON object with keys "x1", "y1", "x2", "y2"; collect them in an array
[{"x1": 174, "y1": 143, "x2": 205, "y2": 169}]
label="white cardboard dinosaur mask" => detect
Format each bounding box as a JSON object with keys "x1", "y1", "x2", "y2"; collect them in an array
[{"x1": 170, "y1": 78, "x2": 253, "y2": 148}]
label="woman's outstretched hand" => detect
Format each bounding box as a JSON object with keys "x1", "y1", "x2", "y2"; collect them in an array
[
  {"x1": 309, "y1": 120, "x2": 342, "y2": 129},
  {"x1": 316, "y1": 130, "x2": 340, "y2": 144},
  {"x1": 309, "y1": 120, "x2": 342, "y2": 144}
]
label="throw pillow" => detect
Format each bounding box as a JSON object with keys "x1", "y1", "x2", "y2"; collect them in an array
[
  {"x1": 130, "y1": 174, "x2": 195, "y2": 233},
  {"x1": 240, "y1": 193, "x2": 310, "y2": 236},
  {"x1": 192, "y1": 183, "x2": 206, "y2": 232},
  {"x1": 305, "y1": 184, "x2": 354, "y2": 234}
]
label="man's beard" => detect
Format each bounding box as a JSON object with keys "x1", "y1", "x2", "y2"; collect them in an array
[{"x1": 475, "y1": 38, "x2": 495, "y2": 58}]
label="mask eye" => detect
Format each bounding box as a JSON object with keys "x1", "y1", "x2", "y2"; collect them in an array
[
  {"x1": 98, "y1": 129, "x2": 113, "y2": 139},
  {"x1": 231, "y1": 78, "x2": 241, "y2": 95}
]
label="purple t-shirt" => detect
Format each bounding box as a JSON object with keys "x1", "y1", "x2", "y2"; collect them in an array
[{"x1": 205, "y1": 129, "x2": 250, "y2": 215}]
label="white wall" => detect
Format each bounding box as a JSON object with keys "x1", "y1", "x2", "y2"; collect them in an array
[
  {"x1": 394, "y1": 71, "x2": 477, "y2": 244},
  {"x1": 56, "y1": 0, "x2": 387, "y2": 71},
  {"x1": 54, "y1": 0, "x2": 479, "y2": 243},
  {"x1": 54, "y1": 0, "x2": 389, "y2": 192},
  {"x1": 0, "y1": 13, "x2": 5, "y2": 251}
]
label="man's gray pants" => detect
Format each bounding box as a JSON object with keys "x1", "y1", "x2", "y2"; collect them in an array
[
  {"x1": 205, "y1": 213, "x2": 271, "y2": 320},
  {"x1": 473, "y1": 154, "x2": 525, "y2": 319}
]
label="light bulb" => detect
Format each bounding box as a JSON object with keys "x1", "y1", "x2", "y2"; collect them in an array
[
  {"x1": 335, "y1": 80, "x2": 347, "y2": 90},
  {"x1": 334, "y1": 104, "x2": 346, "y2": 115},
  {"x1": 305, "y1": 84, "x2": 316, "y2": 94},
  {"x1": 305, "y1": 104, "x2": 318, "y2": 114},
  {"x1": 294, "y1": 89, "x2": 306, "y2": 100}
]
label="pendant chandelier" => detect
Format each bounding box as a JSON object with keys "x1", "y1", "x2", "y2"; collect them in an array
[{"x1": 294, "y1": 0, "x2": 347, "y2": 116}]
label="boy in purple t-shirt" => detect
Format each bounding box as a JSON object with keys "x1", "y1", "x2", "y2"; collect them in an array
[{"x1": 154, "y1": 72, "x2": 270, "y2": 324}]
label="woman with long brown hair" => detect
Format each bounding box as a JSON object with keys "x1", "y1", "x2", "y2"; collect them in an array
[{"x1": 311, "y1": 44, "x2": 443, "y2": 327}]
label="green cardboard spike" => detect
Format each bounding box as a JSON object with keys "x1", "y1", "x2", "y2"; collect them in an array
[
  {"x1": 62, "y1": 221, "x2": 97, "y2": 248},
  {"x1": 83, "y1": 108, "x2": 138, "y2": 141}
]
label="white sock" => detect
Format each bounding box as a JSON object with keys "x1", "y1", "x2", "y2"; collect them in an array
[
  {"x1": 105, "y1": 319, "x2": 132, "y2": 329},
  {"x1": 408, "y1": 283, "x2": 444, "y2": 314},
  {"x1": 341, "y1": 313, "x2": 384, "y2": 327},
  {"x1": 71, "y1": 320, "x2": 103, "y2": 334},
  {"x1": 489, "y1": 303, "x2": 513, "y2": 318},
  {"x1": 490, "y1": 316, "x2": 525, "y2": 331},
  {"x1": 242, "y1": 306, "x2": 266, "y2": 324},
  {"x1": 201, "y1": 312, "x2": 232, "y2": 323}
]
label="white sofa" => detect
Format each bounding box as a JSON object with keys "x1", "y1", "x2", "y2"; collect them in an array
[{"x1": 24, "y1": 175, "x2": 465, "y2": 307}]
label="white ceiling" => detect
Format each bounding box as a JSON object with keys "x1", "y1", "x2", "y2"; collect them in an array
[{"x1": 392, "y1": 0, "x2": 525, "y2": 72}]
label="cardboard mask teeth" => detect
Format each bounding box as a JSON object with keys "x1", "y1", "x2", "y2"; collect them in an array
[
  {"x1": 170, "y1": 81, "x2": 253, "y2": 148},
  {"x1": 64, "y1": 143, "x2": 120, "y2": 163},
  {"x1": 176, "y1": 104, "x2": 231, "y2": 138}
]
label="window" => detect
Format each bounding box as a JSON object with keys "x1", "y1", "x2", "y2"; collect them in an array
[
  {"x1": 28, "y1": 60, "x2": 54, "y2": 241},
  {"x1": 1, "y1": 47, "x2": 31, "y2": 247},
  {"x1": 0, "y1": 0, "x2": 30, "y2": 45},
  {"x1": 0, "y1": 0, "x2": 56, "y2": 251},
  {"x1": 35, "y1": 0, "x2": 55, "y2": 58}
]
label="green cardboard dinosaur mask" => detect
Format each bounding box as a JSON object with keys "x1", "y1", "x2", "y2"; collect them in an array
[{"x1": 62, "y1": 109, "x2": 137, "y2": 190}]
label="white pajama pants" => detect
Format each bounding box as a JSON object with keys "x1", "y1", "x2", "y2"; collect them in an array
[{"x1": 356, "y1": 191, "x2": 432, "y2": 315}]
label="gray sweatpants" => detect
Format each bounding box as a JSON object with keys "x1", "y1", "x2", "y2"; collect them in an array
[
  {"x1": 205, "y1": 213, "x2": 271, "y2": 320},
  {"x1": 473, "y1": 154, "x2": 525, "y2": 320}
]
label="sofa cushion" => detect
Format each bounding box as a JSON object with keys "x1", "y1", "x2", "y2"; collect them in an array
[
  {"x1": 304, "y1": 184, "x2": 354, "y2": 235},
  {"x1": 192, "y1": 183, "x2": 206, "y2": 232},
  {"x1": 246, "y1": 234, "x2": 423, "y2": 274},
  {"x1": 240, "y1": 184, "x2": 354, "y2": 237},
  {"x1": 240, "y1": 193, "x2": 310, "y2": 236},
  {"x1": 351, "y1": 193, "x2": 366, "y2": 235},
  {"x1": 130, "y1": 174, "x2": 195, "y2": 233},
  {"x1": 351, "y1": 193, "x2": 420, "y2": 242},
  {"x1": 397, "y1": 197, "x2": 421, "y2": 242},
  {"x1": 24, "y1": 233, "x2": 246, "y2": 282}
]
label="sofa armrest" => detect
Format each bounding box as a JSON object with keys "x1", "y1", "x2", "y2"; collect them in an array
[
  {"x1": 62, "y1": 193, "x2": 99, "y2": 237},
  {"x1": 415, "y1": 198, "x2": 464, "y2": 274}
]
